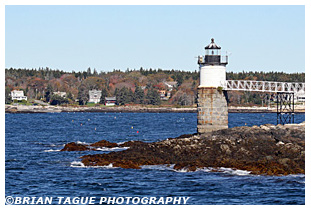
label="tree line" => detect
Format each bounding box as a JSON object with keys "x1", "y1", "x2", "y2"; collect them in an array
[{"x1": 5, "y1": 67, "x2": 305, "y2": 106}]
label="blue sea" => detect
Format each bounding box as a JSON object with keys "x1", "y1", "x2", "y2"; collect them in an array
[{"x1": 5, "y1": 112, "x2": 305, "y2": 205}]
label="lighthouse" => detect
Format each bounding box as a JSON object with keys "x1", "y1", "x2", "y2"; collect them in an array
[{"x1": 197, "y1": 38, "x2": 229, "y2": 133}]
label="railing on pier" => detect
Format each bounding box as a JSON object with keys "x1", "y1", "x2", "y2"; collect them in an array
[{"x1": 222, "y1": 80, "x2": 305, "y2": 94}]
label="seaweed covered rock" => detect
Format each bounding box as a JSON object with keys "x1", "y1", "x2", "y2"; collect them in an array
[{"x1": 80, "y1": 123, "x2": 305, "y2": 175}]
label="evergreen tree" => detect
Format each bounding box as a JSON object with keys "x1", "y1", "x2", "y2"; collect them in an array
[
  {"x1": 87, "y1": 67, "x2": 92, "y2": 76},
  {"x1": 134, "y1": 85, "x2": 144, "y2": 104},
  {"x1": 93, "y1": 68, "x2": 98, "y2": 76},
  {"x1": 115, "y1": 87, "x2": 134, "y2": 105},
  {"x1": 127, "y1": 88, "x2": 134, "y2": 103},
  {"x1": 114, "y1": 88, "x2": 119, "y2": 98},
  {"x1": 5, "y1": 87, "x2": 12, "y2": 104},
  {"x1": 117, "y1": 87, "x2": 129, "y2": 105},
  {"x1": 45, "y1": 84, "x2": 53, "y2": 102},
  {"x1": 146, "y1": 87, "x2": 161, "y2": 105},
  {"x1": 99, "y1": 88, "x2": 108, "y2": 104},
  {"x1": 176, "y1": 73, "x2": 184, "y2": 87},
  {"x1": 50, "y1": 94, "x2": 69, "y2": 105}
]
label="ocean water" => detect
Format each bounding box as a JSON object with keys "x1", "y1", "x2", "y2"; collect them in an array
[{"x1": 5, "y1": 112, "x2": 305, "y2": 205}]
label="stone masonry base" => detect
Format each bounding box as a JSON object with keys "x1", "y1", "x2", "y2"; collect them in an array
[{"x1": 197, "y1": 87, "x2": 228, "y2": 133}]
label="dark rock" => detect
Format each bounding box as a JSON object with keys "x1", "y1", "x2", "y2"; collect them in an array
[
  {"x1": 61, "y1": 142, "x2": 89, "y2": 151},
  {"x1": 90, "y1": 140, "x2": 118, "y2": 148},
  {"x1": 118, "y1": 141, "x2": 146, "y2": 147},
  {"x1": 79, "y1": 123, "x2": 305, "y2": 175},
  {"x1": 61, "y1": 139, "x2": 121, "y2": 151},
  {"x1": 113, "y1": 160, "x2": 141, "y2": 169}
]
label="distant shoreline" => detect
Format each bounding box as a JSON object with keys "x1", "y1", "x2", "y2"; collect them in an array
[{"x1": 5, "y1": 104, "x2": 305, "y2": 114}]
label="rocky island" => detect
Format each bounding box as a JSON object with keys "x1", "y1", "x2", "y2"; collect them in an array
[{"x1": 62, "y1": 122, "x2": 305, "y2": 176}]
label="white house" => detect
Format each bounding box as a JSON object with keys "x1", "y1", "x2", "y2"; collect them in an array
[
  {"x1": 53, "y1": 91, "x2": 67, "y2": 97},
  {"x1": 11, "y1": 90, "x2": 27, "y2": 101},
  {"x1": 164, "y1": 81, "x2": 177, "y2": 91},
  {"x1": 89, "y1": 90, "x2": 102, "y2": 103},
  {"x1": 295, "y1": 90, "x2": 305, "y2": 103}
]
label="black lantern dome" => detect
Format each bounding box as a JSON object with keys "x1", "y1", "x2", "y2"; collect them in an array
[
  {"x1": 205, "y1": 38, "x2": 221, "y2": 50},
  {"x1": 198, "y1": 38, "x2": 228, "y2": 66}
]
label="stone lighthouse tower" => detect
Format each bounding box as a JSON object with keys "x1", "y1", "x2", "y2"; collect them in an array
[{"x1": 197, "y1": 38, "x2": 229, "y2": 133}]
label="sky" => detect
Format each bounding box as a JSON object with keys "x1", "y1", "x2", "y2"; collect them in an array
[{"x1": 5, "y1": 5, "x2": 305, "y2": 73}]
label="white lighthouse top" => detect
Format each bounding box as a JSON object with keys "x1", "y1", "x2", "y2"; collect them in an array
[{"x1": 199, "y1": 38, "x2": 227, "y2": 88}]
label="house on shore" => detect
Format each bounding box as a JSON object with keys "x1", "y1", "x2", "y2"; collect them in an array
[
  {"x1": 89, "y1": 90, "x2": 102, "y2": 103},
  {"x1": 105, "y1": 97, "x2": 116, "y2": 106},
  {"x1": 295, "y1": 90, "x2": 305, "y2": 103},
  {"x1": 164, "y1": 81, "x2": 177, "y2": 91},
  {"x1": 11, "y1": 90, "x2": 27, "y2": 101},
  {"x1": 158, "y1": 90, "x2": 168, "y2": 100},
  {"x1": 53, "y1": 91, "x2": 67, "y2": 97}
]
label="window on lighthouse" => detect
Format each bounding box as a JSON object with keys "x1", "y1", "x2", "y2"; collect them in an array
[{"x1": 207, "y1": 49, "x2": 219, "y2": 55}]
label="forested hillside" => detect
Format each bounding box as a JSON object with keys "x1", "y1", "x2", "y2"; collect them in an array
[{"x1": 5, "y1": 67, "x2": 305, "y2": 106}]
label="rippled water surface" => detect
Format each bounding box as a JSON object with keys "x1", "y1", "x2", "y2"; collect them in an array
[{"x1": 5, "y1": 112, "x2": 305, "y2": 204}]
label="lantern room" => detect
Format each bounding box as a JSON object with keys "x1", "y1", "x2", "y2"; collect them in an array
[{"x1": 198, "y1": 38, "x2": 228, "y2": 66}]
